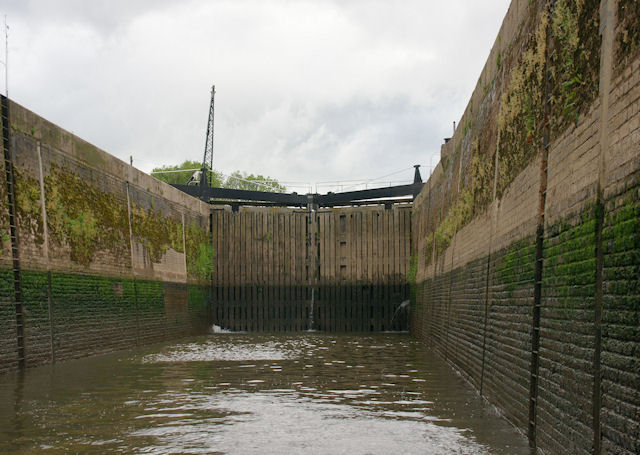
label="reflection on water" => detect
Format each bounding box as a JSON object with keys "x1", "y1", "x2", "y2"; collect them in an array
[{"x1": 0, "y1": 333, "x2": 532, "y2": 454}]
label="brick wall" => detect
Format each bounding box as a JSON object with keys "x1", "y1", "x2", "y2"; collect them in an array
[
  {"x1": 411, "y1": 0, "x2": 639, "y2": 453},
  {"x1": 1, "y1": 99, "x2": 214, "y2": 375}
]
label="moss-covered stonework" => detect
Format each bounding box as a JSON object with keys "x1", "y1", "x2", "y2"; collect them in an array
[
  {"x1": 432, "y1": 191, "x2": 473, "y2": 258},
  {"x1": 412, "y1": 1, "x2": 638, "y2": 453},
  {"x1": 130, "y1": 204, "x2": 183, "y2": 263},
  {"x1": 538, "y1": 206, "x2": 598, "y2": 454},
  {"x1": 0, "y1": 153, "x2": 10, "y2": 260},
  {"x1": 496, "y1": 4, "x2": 548, "y2": 197},
  {"x1": 184, "y1": 220, "x2": 214, "y2": 281},
  {"x1": 616, "y1": 0, "x2": 640, "y2": 71},
  {"x1": 486, "y1": 239, "x2": 536, "y2": 432},
  {"x1": 549, "y1": 0, "x2": 600, "y2": 134},
  {"x1": 497, "y1": 0, "x2": 600, "y2": 195},
  {"x1": 413, "y1": 196, "x2": 639, "y2": 454},
  {"x1": 601, "y1": 190, "x2": 640, "y2": 454},
  {"x1": 495, "y1": 238, "x2": 537, "y2": 295},
  {"x1": 0, "y1": 268, "x2": 17, "y2": 375},
  {"x1": 11, "y1": 160, "x2": 213, "y2": 278},
  {"x1": 43, "y1": 165, "x2": 129, "y2": 265},
  {"x1": 14, "y1": 168, "x2": 45, "y2": 246},
  {"x1": 416, "y1": 1, "x2": 602, "y2": 269},
  {"x1": 0, "y1": 268, "x2": 212, "y2": 371},
  {"x1": 1, "y1": 97, "x2": 218, "y2": 374}
]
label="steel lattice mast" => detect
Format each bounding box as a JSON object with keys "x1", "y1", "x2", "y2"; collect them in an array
[{"x1": 200, "y1": 85, "x2": 215, "y2": 189}]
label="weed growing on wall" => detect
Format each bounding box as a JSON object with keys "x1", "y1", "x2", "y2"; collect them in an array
[
  {"x1": 0, "y1": 230, "x2": 9, "y2": 257},
  {"x1": 420, "y1": 0, "x2": 602, "y2": 269},
  {"x1": 14, "y1": 170, "x2": 45, "y2": 245},
  {"x1": 434, "y1": 190, "x2": 473, "y2": 256},
  {"x1": 12, "y1": 159, "x2": 208, "y2": 270},
  {"x1": 185, "y1": 220, "x2": 214, "y2": 282},
  {"x1": 616, "y1": 0, "x2": 640, "y2": 71},
  {"x1": 407, "y1": 255, "x2": 418, "y2": 284},
  {"x1": 44, "y1": 166, "x2": 129, "y2": 265},
  {"x1": 550, "y1": 0, "x2": 600, "y2": 134},
  {"x1": 496, "y1": 6, "x2": 547, "y2": 197},
  {"x1": 495, "y1": 238, "x2": 536, "y2": 295},
  {"x1": 0, "y1": 156, "x2": 9, "y2": 258},
  {"x1": 130, "y1": 205, "x2": 184, "y2": 262}
]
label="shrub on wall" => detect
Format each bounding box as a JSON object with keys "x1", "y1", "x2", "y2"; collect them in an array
[{"x1": 616, "y1": 0, "x2": 640, "y2": 71}]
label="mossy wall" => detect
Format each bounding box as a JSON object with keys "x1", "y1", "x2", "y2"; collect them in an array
[
  {"x1": 413, "y1": 0, "x2": 602, "y2": 271},
  {"x1": 1, "y1": 99, "x2": 215, "y2": 374},
  {"x1": 412, "y1": 0, "x2": 639, "y2": 453}
]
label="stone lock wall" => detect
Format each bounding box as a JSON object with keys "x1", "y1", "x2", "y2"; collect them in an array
[
  {"x1": 1, "y1": 98, "x2": 214, "y2": 375},
  {"x1": 411, "y1": 0, "x2": 639, "y2": 453}
]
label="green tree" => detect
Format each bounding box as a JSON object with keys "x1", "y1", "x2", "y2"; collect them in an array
[
  {"x1": 151, "y1": 162, "x2": 285, "y2": 193},
  {"x1": 151, "y1": 160, "x2": 224, "y2": 187},
  {"x1": 224, "y1": 171, "x2": 286, "y2": 192}
]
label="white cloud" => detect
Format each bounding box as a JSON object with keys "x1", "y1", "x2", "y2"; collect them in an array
[{"x1": 4, "y1": 0, "x2": 510, "y2": 188}]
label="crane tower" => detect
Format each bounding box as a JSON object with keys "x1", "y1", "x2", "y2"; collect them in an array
[{"x1": 200, "y1": 85, "x2": 216, "y2": 189}]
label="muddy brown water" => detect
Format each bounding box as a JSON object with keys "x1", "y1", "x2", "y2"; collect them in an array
[{"x1": 0, "y1": 332, "x2": 533, "y2": 454}]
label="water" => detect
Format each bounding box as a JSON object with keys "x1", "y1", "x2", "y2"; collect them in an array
[{"x1": 0, "y1": 333, "x2": 532, "y2": 454}]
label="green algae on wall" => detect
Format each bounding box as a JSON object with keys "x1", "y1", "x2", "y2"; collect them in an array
[
  {"x1": 420, "y1": 0, "x2": 602, "y2": 268},
  {"x1": 0, "y1": 153, "x2": 9, "y2": 259},
  {"x1": 44, "y1": 166, "x2": 130, "y2": 265},
  {"x1": 130, "y1": 205, "x2": 184, "y2": 263},
  {"x1": 549, "y1": 0, "x2": 600, "y2": 134},
  {"x1": 495, "y1": 3, "x2": 548, "y2": 198},
  {"x1": 433, "y1": 190, "x2": 473, "y2": 258},
  {"x1": 42, "y1": 165, "x2": 201, "y2": 270},
  {"x1": 602, "y1": 198, "x2": 640, "y2": 297},
  {"x1": 616, "y1": 0, "x2": 640, "y2": 71},
  {"x1": 543, "y1": 206, "x2": 598, "y2": 318},
  {"x1": 185, "y1": 220, "x2": 214, "y2": 282},
  {"x1": 11, "y1": 158, "x2": 214, "y2": 276},
  {"x1": 13, "y1": 169, "x2": 45, "y2": 246},
  {"x1": 494, "y1": 238, "x2": 537, "y2": 295}
]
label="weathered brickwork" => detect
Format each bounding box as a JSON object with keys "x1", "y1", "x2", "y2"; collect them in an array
[
  {"x1": 412, "y1": 0, "x2": 639, "y2": 453},
  {"x1": 601, "y1": 187, "x2": 640, "y2": 455},
  {"x1": 445, "y1": 258, "x2": 487, "y2": 389},
  {"x1": 1, "y1": 99, "x2": 214, "y2": 374},
  {"x1": 0, "y1": 269, "x2": 17, "y2": 375},
  {"x1": 538, "y1": 209, "x2": 598, "y2": 455},
  {"x1": 484, "y1": 239, "x2": 535, "y2": 432},
  {"x1": 0, "y1": 271, "x2": 211, "y2": 370}
]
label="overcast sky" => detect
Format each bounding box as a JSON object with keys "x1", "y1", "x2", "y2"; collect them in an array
[{"x1": 3, "y1": 0, "x2": 509, "y2": 191}]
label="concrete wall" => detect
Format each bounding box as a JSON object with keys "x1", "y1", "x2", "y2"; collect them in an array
[
  {"x1": 1, "y1": 98, "x2": 214, "y2": 375},
  {"x1": 210, "y1": 204, "x2": 412, "y2": 331},
  {"x1": 411, "y1": 0, "x2": 639, "y2": 453}
]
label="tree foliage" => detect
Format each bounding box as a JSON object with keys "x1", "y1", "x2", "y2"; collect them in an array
[
  {"x1": 151, "y1": 160, "x2": 224, "y2": 187},
  {"x1": 224, "y1": 171, "x2": 287, "y2": 192},
  {"x1": 151, "y1": 161, "x2": 285, "y2": 193}
]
